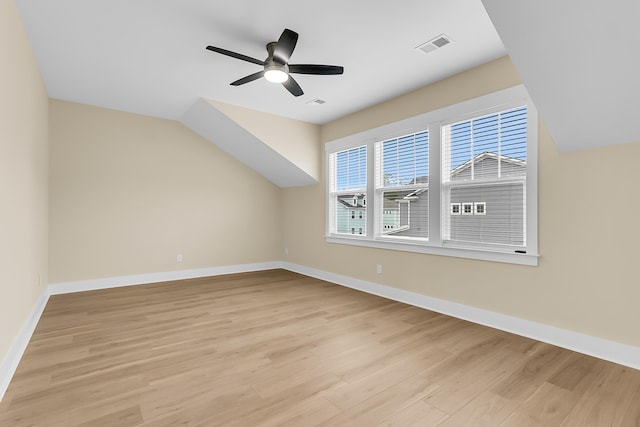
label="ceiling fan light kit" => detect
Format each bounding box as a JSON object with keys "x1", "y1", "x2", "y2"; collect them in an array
[
  {"x1": 264, "y1": 65, "x2": 289, "y2": 83},
  {"x1": 206, "y1": 28, "x2": 344, "y2": 97}
]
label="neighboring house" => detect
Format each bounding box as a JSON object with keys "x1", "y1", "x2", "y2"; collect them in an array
[
  {"x1": 382, "y1": 188, "x2": 428, "y2": 238},
  {"x1": 336, "y1": 194, "x2": 366, "y2": 235},
  {"x1": 382, "y1": 197, "x2": 401, "y2": 232},
  {"x1": 447, "y1": 152, "x2": 526, "y2": 246},
  {"x1": 336, "y1": 153, "x2": 525, "y2": 246}
]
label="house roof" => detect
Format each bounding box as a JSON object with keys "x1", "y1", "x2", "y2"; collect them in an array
[
  {"x1": 450, "y1": 152, "x2": 525, "y2": 177},
  {"x1": 337, "y1": 194, "x2": 366, "y2": 209}
]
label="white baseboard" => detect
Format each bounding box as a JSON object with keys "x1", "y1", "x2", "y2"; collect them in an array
[
  {"x1": 282, "y1": 262, "x2": 640, "y2": 371},
  {"x1": 0, "y1": 291, "x2": 50, "y2": 402},
  {"x1": 48, "y1": 262, "x2": 283, "y2": 295}
]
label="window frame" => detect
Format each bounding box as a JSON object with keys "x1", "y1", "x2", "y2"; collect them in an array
[
  {"x1": 374, "y1": 130, "x2": 430, "y2": 242},
  {"x1": 325, "y1": 85, "x2": 538, "y2": 266},
  {"x1": 474, "y1": 202, "x2": 486, "y2": 216},
  {"x1": 327, "y1": 145, "x2": 368, "y2": 238}
]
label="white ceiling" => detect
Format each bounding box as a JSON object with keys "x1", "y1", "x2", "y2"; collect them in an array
[
  {"x1": 16, "y1": 0, "x2": 506, "y2": 124},
  {"x1": 482, "y1": 0, "x2": 640, "y2": 151},
  {"x1": 19, "y1": 1, "x2": 640, "y2": 152}
]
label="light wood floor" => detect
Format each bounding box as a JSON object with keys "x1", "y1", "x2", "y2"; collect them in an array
[{"x1": 1, "y1": 270, "x2": 639, "y2": 426}]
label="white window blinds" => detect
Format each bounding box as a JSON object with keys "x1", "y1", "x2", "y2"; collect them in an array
[
  {"x1": 441, "y1": 106, "x2": 527, "y2": 248},
  {"x1": 329, "y1": 146, "x2": 367, "y2": 236},
  {"x1": 375, "y1": 131, "x2": 429, "y2": 240}
]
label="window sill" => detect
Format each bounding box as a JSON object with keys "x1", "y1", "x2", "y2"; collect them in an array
[{"x1": 325, "y1": 235, "x2": 539, "y2": 266}]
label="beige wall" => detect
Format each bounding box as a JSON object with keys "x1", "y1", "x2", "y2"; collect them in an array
[
  {"x1": 283, "y1": 56, "x2": 640, "y2": 348},
  {"x1": 49, "y1": 100, "x2": 282, "y2": 283},
  {"x1": 0, "y1": 1, "x2": 49, "y2": 359},
  {"x1": 207, "y1": 99, "x2": 321, "y2": 181}
]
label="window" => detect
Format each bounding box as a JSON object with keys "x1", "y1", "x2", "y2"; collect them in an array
[
  {"x1": 375, "y1": 131, "x2": 429, "y2": 240},
  {"x1": 326, "y1": 85, "x2": 538, "y2": 265},
  {"x1": 441, "y1": 106, "x2": 527, "y2": 248},
  {"x1": 328, "y1": 145, "x2": 367, "y2": 236}
]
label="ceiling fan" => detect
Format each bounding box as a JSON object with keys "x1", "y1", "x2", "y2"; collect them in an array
[{"x1": 206, "y1": 28, "x2": 344, "y2": 97}]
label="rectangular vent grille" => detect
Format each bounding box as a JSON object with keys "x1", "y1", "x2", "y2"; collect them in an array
[{"x1": 416, "y1": 34, "x2": 451, "y2": 54}]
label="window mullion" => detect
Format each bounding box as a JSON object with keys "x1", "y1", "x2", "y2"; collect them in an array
[
  {"x1": 470, "y1": 120, "x2": 475, "y2": 180},
  {"x1": 429, "y1": 122, "x2": 441, "y2": 246},
  {"x1": 525, "y1": 99, "x2": 538, "y2": 256},
  {"x1": 498, "y1": 115, "x2": 502, "y2": 178},
  {"x1": 366, "y1": 140, "x2": 375, "y2": 237}
]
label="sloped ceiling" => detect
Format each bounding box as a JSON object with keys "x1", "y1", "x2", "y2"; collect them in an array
[
  {"x1": 16, "y1": 0, "x2": 509, "y2": 188},
  {"x1": 180, "y1": 99, "x2": 318, "y2": 187},
  {"x1": 482, "y1": 0, "x2": 640, "y2": 152},
  {"x1": 16, "y1": 0, "x2": 505, "y2": 124},
  {"x1": 17, "y1": 0, "x2": 639, "y2": 188}
]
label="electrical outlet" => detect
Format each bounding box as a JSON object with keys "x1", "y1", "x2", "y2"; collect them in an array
[
  {"x1": 284, "y1": 248, "x2": 289, "y2": 255},
  {"x1": 177, "y1": 254, "x2": 183, "y2": 262},
  {"x1": 376, "y1": 264, "x2": 382, "y2": 274}
]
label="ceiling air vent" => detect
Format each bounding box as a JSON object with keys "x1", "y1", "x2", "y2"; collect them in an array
[
  {"x1": 306, "y1": 98, "x2": 326, "y2": 106},
  {"x1": 416, "y1": 34, "x2": 452, "y2": 54}
]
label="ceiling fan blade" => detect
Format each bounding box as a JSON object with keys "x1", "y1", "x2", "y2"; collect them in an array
[
  {"x1": 282, "y1": 75, "x2": 303, "y2": 97},
  {"x1": 288, "y1": 64, "x2": 344, "y2": 75},
  {"x1": 230, "y1": 71, "x2": 264, "y2": 86},
  {"x1": 206, "y1": 46, "x2": 264, "y2": 66},
  {"x1": 273, "y1": 29, "x2": 298, "y2": 64}
]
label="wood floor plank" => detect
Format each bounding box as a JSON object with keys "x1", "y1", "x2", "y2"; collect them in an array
[
  {"x1": 558, "y1": 363, "x2": 640, "y2": 426},
  {"x1": 0, "y1": 408, "x2": 69, "y2": 427},
  {"x1": 437, "y1": 390, "x2": 518, "y2": 427},
  {"x1": 0, "y1": 269, "x2": 638, "y2": 426},
  {"x1": 255, "y1": 396, "x2": 340, "y2": 427},
  {"x1": 322, "y1": 345, "x2": 451, "y2": 411},
  {"x1": 318, "y1": 374, "x2": 440, "y2": 426},
  {"x1": 620, "y1": 381, "x2": 640, "y2": 426},
  {"x1": 422, "y1": 337, "x2": 522, "y2": 414},
  {"x1": 376, "y1": 399, "x2": 448, "y2": 426},
  {"x1": 500, "y1": 382, "x2": 580, "y2": 426},
  {"x1": 73, "y1": 405, "x2": 143, "y2": 427},
  {"x1": 490, "y1": 343, "x2": 573, "y2": 400},
  {"x1": 68, "y1": 391, "x2": 143, "y2": 426}
]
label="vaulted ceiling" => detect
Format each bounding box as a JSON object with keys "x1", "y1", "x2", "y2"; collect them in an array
[
  {"x1": 16, "y1": 0, "x2": 505, "y2": 124},
  {"x1": 482, "y1": 0, "x2": 640, "y2": 152},
  {"x1": 16, "y1": 0, "x2": 640, "y2": 163}
]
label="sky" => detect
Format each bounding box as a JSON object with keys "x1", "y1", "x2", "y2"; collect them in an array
[{"x1": 334, "y1": 105, "x2": 527, "y2": 190}]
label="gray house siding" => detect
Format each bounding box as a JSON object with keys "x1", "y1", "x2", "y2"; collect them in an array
[
  {"x1": 447, "y1": 153, "x2": 526, "y2": 246},
  {"x1": 384, "y1": 189, "x2": 429, "y2": 239},
  {"x1": 449, "y1": 183, "x2": 524, "y2": 246}
]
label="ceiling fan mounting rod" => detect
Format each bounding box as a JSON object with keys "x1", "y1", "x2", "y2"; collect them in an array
[{"x1": 266, "y1": 42, "x2": 278, "y2": 60}]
